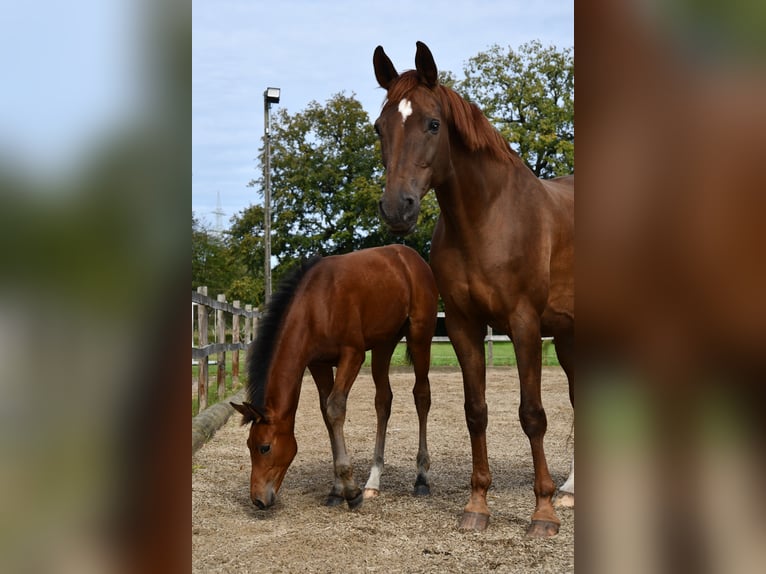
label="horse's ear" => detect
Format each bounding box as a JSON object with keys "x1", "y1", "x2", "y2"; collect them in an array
[
  {"x1": 374, "y1": 45, "x2": 398, "y2": 90},
  {"x1": 415, "y1": 41, "x2": 438, "y2": 88},
  {"x1": 230, "y1": 401, "x2": 267, "y2": 425}
]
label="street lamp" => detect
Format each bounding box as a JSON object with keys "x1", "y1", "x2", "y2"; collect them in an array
[{"x1": 263, "y1": 87, "x2": 280, "y2": 303}]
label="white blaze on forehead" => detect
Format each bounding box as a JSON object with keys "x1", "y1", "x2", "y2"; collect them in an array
[{"x1": 398, "y1": 98, "x2": 413, "y2": 124}]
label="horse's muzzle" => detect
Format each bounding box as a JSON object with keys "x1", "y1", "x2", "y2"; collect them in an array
[{"x1": 378, "y1": 192, "x2": 420, "y2": 235}]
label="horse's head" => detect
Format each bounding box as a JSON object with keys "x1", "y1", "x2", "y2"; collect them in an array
[
  {"x1": 373, "y1": 41, "x2": 451, "y2": 235},
  {"x1": 231, "y1": 401, "x2": 298, "y2": 509}
]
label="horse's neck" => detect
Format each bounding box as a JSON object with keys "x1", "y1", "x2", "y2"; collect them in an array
[
  {"x1": 436, "y1": 151, "x2": 535, "y2": 228},
  {"x1": 264, "y1": 329, "x2": 308, "y2": 422}
]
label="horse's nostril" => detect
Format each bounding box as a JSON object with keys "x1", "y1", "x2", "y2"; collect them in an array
[
  {"x1": 405, "y1": 196, "x2": 415, "y2": 206},
  {"x1": 253, "y1": 499, "x2": 266, "y2": 510}
]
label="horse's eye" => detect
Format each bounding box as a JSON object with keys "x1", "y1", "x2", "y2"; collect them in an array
[
  {"x1": 428, "y1": 119, "x2": 440, "y2": 134},
  {"x1": 259, "y1": 444, "x2": 271, "y2": 455},
  {"x1": 374, "y1": 122, "x2": 381, "y2": 137}
]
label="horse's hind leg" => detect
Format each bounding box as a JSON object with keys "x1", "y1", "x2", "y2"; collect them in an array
[
  {"x1": 363, "y1": 342, "x2": 396, "y2": 499},
  {"x1": 407, "y1": 335, "x2": 433, "y2": 496},
  {"x1": 553, "y1": 333, "x2": 575, "y2": 508},
  {"x1": 308, "y1": 362, "x2": 345, "y2": 506},
  {"x1": 511, "y1": 305, "x2": 560, "y2": 537}
]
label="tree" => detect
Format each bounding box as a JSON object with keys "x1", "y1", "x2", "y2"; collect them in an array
[
  {"x1": 225, "y1": 205, "x2": 266, "y2": 306},
  {"x1": 192, "y1": 213, "x2": 238, "y2": 295},
  {"x1": 457, "y1": 41, "x2": 574, "y2": 178}
]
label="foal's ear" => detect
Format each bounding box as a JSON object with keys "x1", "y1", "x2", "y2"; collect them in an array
[
  {"x1": 415, "y1": 41, "x2": 438, "y2": 88},
  {"x1": 374, "y1": 45, "x2": 398, "y2": 90},
  {"x1": 230, "y1": 401, "x2": 266, "y2": 425}
]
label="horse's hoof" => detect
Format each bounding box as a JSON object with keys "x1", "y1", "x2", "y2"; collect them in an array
[
  {"x1": 413, "y1": 483, "x2": 431, "y2": 496},
  {"x1": 414, "y1": 476, "x2": 431, "y2": 496},
  {"x1": 363, "y1": 488, "x2": 380, "y2": 500},
  {"x1": 325, "y1": 494, "x2": 345, "y2": 507},
  {"x1": 347, "y1": 491, "x2": 364, "y2": 510},
  {"x1": 526, "y1": 519, "x2": 560, "y2": 538},
  {"x1": 458, "y1": 511, "x2": 490, "y2": 531},
  {"x1": 554, "y1": 492, "x2": 575, "y2": 508}
]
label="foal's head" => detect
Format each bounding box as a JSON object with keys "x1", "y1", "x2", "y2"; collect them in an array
[
  {"x1": 373, "y1": 41, "x2": 451, "y2": 234},
  {"x1": 231, "y1": 402, "x2": 297, "y2": 509}
]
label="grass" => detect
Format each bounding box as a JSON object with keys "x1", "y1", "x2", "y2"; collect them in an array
[
  {"x1": 192, "y1": 353, "x2": 247, "y2": 417},
  {"x1": 193, "y1": 341, "x2": 560, "y2": 417},
  {"x1": 362, "y1": 340, "x2": 560, "y2": 368}
]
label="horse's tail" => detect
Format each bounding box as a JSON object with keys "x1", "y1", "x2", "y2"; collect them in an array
[{"x1": 405, "y1": 344, "x2": 414, "y2": 366}]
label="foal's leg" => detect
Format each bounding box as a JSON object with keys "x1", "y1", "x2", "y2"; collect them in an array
[
  {"x1": 511, "y1": 304, "x2": 560, "y2": 537},
  {"x1": 308, "y1": 362, "x2": 345, "y2": 506},
  {"x1": 445, "y1": 311, "x2": 491, "y2": 531},
  {"x1": 553, "y1": 333, "x2": 575, "y2": 508},
  {"x1": 363, "y1": 342, "x2": 396, "y2": 499},
  {"x1": 325, "y1": 348, "x2": 366, "y2": 509},
  {"x1": 407, "y1": 335, "x2": 433, "y2": 496}
]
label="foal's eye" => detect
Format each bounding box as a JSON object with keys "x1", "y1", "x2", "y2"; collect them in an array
[
  {"x1": 258, "y1": 445, "x2": 271, "y2": 455},
  {"x1": 428, "y1": 119, "x2": 440, "y2": 134}
]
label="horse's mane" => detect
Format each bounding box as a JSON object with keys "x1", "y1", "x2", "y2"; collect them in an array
[
  {"x1": 385, "y1": 70, "x2": 521, "y2": 166},
  {"x1": 246, "y1": 256, "x2": 323, "y2": 408}
]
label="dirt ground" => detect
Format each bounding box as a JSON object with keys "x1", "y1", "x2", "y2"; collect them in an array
[{"x1": 192, "y1": 367, "x2": 574, "y2": 573}]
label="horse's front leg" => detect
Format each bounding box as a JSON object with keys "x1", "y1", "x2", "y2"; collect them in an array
[
  {"x1": 325, "y1": 349, "x2": 365, "y2": 510},
  {"x1": 511, "y1": 305, "x2": 560, "y2": 537},
  {"x1": 446, "y1": 312, "x2": 491, "y2": 531}
]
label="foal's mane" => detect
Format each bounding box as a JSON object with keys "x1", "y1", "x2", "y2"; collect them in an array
[
  {"x1": 246, "y1": 256, "x2": 322, "y2": 409},
  {"x1": 385, "y1": 70, "x2": 520, "y2": 166}
]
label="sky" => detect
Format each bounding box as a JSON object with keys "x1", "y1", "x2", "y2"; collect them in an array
[{"x1": 192, "y1": 0, "x2": 573, "y2": 230}]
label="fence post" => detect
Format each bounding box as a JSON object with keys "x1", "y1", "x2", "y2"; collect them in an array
[
  {"x1": 216, "y1": 294, "x2": 227, "y2": 400},
  {"x1": 245, "y1": 304, "x2": 255, "y2": 343},
  {"x1": 486, "y1": 325, "x2": 494, "y2": 367},
  {"x1": 197, "y1": 286, "x2": 209, "y2": 411},
  {"x1": 232, "y1": 300, "x2": 240, "y2": 387}
]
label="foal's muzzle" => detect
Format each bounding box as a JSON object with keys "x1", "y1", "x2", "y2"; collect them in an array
[{"x1": 251, "y1": 485, "x2": 276, "y2": 510}]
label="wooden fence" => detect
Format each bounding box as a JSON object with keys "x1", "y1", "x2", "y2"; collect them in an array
[
  {"x1": 192, "y1": 286, "x2": 260, "y2": 411},
  {"x1": 191, "y1": 292, "x2": 554, "y2": 413}
]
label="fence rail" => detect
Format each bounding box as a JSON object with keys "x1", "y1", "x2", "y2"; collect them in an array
[
  {"x1": 191, "y1": 292, "x2": 554, "y2": 414},
  {"x1": 192, "y1": 286, "x2": 260, "y2": 412}
]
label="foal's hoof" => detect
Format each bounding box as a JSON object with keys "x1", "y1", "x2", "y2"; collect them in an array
[
  {"x1": 325, "y1": 494, "x2": 345, "y2": 507},
  {"x1": 414, "y1": 484, "x2": 431, "y2": 496},
  {"x1": 347, "y1": 491, "x2": 364, "y2": 510},
  {"x1": 363, "y1": 488, "x2": 380, "y2": 500},
  {"x1": 458, "y1": 511, "x2": 490, "y2": 532},
  {"x1": 554, "y1": 491, "x2": 575, "y2": 508},
  {"x1": 526, "y1": 519, "x2": 560, "y2": 538}
]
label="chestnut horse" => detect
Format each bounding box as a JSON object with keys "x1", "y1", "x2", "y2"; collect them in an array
[
  {"x1": 373, "y1": 42, "x2": 574, "y2": 536},
  {"x1": 232, "y1": 245, "x2": 438, "y2": 511}
]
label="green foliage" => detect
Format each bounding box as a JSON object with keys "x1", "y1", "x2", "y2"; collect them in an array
[
  {"x1": 226, "y1": 204, "x2": 265, "y2": 278},
  {"x1": 192, "y1": 213, "x2": 240, "y2": 296},
  {"x1": 457, "y1": 41, "x2": 574, "y2": 178}
]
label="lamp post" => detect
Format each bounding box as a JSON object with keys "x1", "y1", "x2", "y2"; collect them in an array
[{"x1": 263, "y1": 87, "x2": 280, "y2": 303}]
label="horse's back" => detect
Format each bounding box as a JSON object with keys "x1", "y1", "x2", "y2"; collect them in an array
[
  {"x1": 549, "y1": 173, "x2": 574, "y2": 189},
  {"x1": 299, "y1": 245, "x2": 436, "y2": 350}
]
